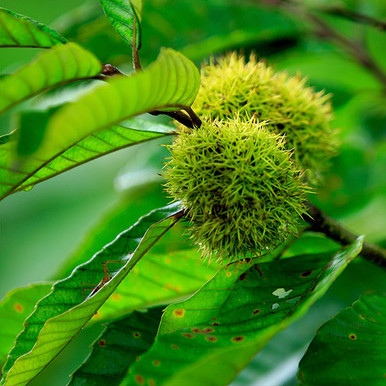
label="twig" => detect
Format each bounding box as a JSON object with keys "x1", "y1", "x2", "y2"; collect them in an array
[
  {"x1": 132, "y1": 17, "x2": 142, "y2": 71},
  {"x1": 319, "y1": 6, "x2": 386, "y2": 31},
  {"x1": 256, "y1": 0, "x2": 386, "y2": 91},
  {"x1": 306, "y1": 12, "x2": 386, "y2": 90},
  {"x1": 306, "y1": 204, "x2": 386, "y2": 269},
  {"x1": 184, "y1": 106, "x2": 202, "y2": 128}
]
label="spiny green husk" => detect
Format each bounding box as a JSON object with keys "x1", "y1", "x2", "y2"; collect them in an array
[
  {"x1": 163, "y1": 117, "x2": 311, "y2": 262},
  {"x1": 193, "y1": 53, "x2": 338, "y2": 184}
]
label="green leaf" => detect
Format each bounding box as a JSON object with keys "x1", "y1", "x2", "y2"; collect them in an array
[
  {"x1": 0, "y1": 132, "x2": 12, "y2": 145},
  {"x1": 0, "y1": 7, "x2": 66, "y2": 48},
  {"x1": 95, "y1": 248, "x2": 217, "y2": 323},
  {"x1": 123, "y1": 238, "x2": 363, "y2": 386},
  {"x1": 38, "y1": 47, "x2": 198, "y2": 161},
  {"x1": 0, "y1": 42, "x2": 102, "y2": 115},
  {"x1": 0, "y1": 117, "x2": 173, "y2": 201},
  {"x1": 99, "y1": 0, "x2": 143, "y2": 49},
  {"x1": 70, "y1": 307, "x2": 163, "y2": 386},
  {"x1": 298, "y1": 292, "x2": 386, "y2": 385},
  {"x1": 235, "y1": 255, "x2": 386, "y2": 385},
  {"x1": 16, "y1": 110, "x2": 54, "y2": 157},
  {"x1": 0, "y1": 47, "x2": 199, "y2": 201},
  {"x1": 0, "y1": 203, "x2": 182, "y2": 386},
  {"x1": 53, "y1": 186, "x2": 217, "y2": 323},
  {"x1": 0, "y1": 283, "x2": 52, "y2": 367},
  {"x1": 54, "y1": 183, "x2": 170, "y2": 279}
]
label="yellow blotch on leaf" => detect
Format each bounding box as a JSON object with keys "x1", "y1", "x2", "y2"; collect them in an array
[
  {"x1": 14, "y1": 303, "x2": 24, "y2": 313},
  {"x1": 173, "y1": 308, "x2": 185, "y2": 318},
  {"x1": 112, "y1": 293, "x2": 122, "y2": 301}
]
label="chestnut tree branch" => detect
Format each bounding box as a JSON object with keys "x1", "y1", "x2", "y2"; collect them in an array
[
  {"x1": 256, "y1": 0, "x2": 386, "y2": 91},
  {"x1": 318, "y1": 6, "x2": 386, "y2": 31},
  {"x1": 306, "y1": 204, "x2": 386, "y2": 269}
]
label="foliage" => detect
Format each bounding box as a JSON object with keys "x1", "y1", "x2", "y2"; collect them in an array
[
  {"x1": 0, "y1": 0, "x2": 385, "y2": 385},
  {"x1": 99, "y1": 0, "x2": 142, "y2": 49},
  {"x1": 298, "y1": 292, "x2": 386, "y2": 385},
  {"x1": 0, "y1": 7, "x2": 66, "y2": 48}
]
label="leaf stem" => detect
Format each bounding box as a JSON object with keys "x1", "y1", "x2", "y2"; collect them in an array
[
  {"x1": 306, "y1": 204, "x2": 386, "y2": 269},
  {"x1": 150, "y1": 110, "x2": 197, "y2": 129},
  {"x1": 132, "y1": 17, "x2": 142, "y2": 71},
  {"x1": 184, "y1": 106, "x2": 202, "y2": 128},
  {"x1": 96, "y1": 65, "x2": 200, "y2": 130}
]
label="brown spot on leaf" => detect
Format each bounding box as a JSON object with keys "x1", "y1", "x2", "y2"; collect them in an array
[
  {"x1": 301, "y1": 270, "x2": 313, "y2": 278},
  {"x1": 153, "y1": 360, "x2": 161, "y2": 367},
  {"x1": 232, "y1": 336, "x2": 245, "y2": 343},
  {"x1": 212, "y1": 322, "x2": 220, "y2": 326},
  {"x1": 14, "y1": 303, "x2": 23, "y2": 313},
  {"x1": 98, "y1": 339, "x2": 107, "y2": 347},
  {"x1": 202, "y1": 327, "x2": 214, "y2": 333},
  {"x1": 191, "y1": 328, "x2": 202, "y2": 333},
  {"x1": 182, "y1": 333, "x2": 195, "y2": 339},
  {"x1": 252, "y1": 309, "x2": 261, "y2": 315},
  {"x1": 112, "y1": 293, "x2": 122, "y2": 301},
  {"x1": 133, "y1": 332, "x2": 141, "y2": 338},
  {"x1": 173, "y1": 309, "x2": 185, "y2": 318},
  {"x1": 134, "y1": 374, "x2": 145, "y2": 385},
  {"x1": 349, "y1": 334, "x2": 357, "y2": 340},
  {"x1": 206, "y1": 336, "x2": 218, "y2": 342},
  {"x1": 171, "y1": 344, "x2": 179, "y2": 350}
]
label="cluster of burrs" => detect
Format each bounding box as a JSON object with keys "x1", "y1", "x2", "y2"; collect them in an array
[{"x1": 163, "y1": 53, "x2": 338, "y2": 262}]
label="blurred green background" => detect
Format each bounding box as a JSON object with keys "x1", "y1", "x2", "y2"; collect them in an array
[{"x1": 0, "y1": 0, "x2": 385, "y2": 385}]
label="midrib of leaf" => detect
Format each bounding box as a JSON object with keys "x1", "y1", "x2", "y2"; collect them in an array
[{"x1": 1, "y1": 204, "x2": 182, "y2": 386}]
